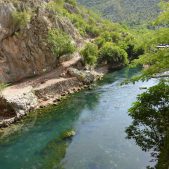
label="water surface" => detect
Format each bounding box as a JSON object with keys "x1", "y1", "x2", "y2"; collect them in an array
[{"x1": 0, "y1": 68, "x2": 157, "y2": 169}]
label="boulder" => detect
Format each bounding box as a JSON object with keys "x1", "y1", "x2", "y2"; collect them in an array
[
  {"x1": 61, "y1": 129, "x2": 76, "y2": 140},
  {"x1": 68, "y1": 68, "x2": 103, "y2": 84},
  {"x1": 0, "y1": 86, "x2": 38, "y2": 118}
]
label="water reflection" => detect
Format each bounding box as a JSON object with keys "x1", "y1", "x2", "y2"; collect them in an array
[{"x1": 125, "y1": 82, "x2": 169, "y2": 169}]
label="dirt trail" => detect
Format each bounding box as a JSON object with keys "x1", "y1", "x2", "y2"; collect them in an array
[{"x1": 2, "y1": 52, "x2": 82, "y2": 97}]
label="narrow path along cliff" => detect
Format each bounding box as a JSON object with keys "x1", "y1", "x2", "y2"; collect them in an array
[
  {"x1": 0, "y1": 50, "x2": 103, "y2": 127},
  {"x1": 0, "y1": 0, "x2": 139, "y2": 127}
]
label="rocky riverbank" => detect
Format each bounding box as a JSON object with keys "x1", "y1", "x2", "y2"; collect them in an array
[
  {"x1": 0, "y1": 61, "x2": 104, "y2": 127},
  {"x1": 0, "y1": 0, "x2": 123, "y2": 128}
]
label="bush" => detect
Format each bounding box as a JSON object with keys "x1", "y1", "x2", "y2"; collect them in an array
[
  {"x1": 100, "y1": 31, "x2": 113, "y2": 42},
  {"x1": 12, "y1": 10, "x2": 32, "y2": 28},
  {"x1": 85, "y1": 25, "x2": 100, "y2": 38},
  {"x1": 46, "y1": 0, "x2": 64, "y2": 12},
  {"x1": 94, "y1": 31, "x2": 121, "y2": 47},
  {"x1": 111, "y1": 32, "x2": 121, "y2": 43},
  {"x1": 48, "y1": 28, "x2": 75, "y2": 58},
  {"x1": 81, "y1": 43, "x2": 98, "y2": 66},
  {"x1": 94, "y1": 37, "x2": 106, "y2": 48},
  {"x1": 118, "y1": 33, "x2": 144, "y2": 60},
  {"x1": 99, "y1": 42, "x2": 129, "y2": 65}
]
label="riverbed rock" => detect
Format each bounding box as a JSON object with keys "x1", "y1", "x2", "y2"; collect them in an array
[
  {"x1": 61, "y1": 129, "x2": 76, "y2": 140},
  {"x1": 68, "y1": 68, "x2": 103, "y2": 84}
]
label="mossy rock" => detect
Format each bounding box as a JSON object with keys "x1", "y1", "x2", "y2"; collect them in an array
[{"x1": 61, "y1": 129, "x2": 76, "y2": 140}]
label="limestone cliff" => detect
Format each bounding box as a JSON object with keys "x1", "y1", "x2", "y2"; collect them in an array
[
  {"x1": 0, "y1": 0, "x2": 82, "y2": 83},
  {"x1": 0, "y1": 0, "x2": 106, "y2": 127}
]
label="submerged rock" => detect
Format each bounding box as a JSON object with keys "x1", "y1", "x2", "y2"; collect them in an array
[{"x1": 61, "y1": 129, "x2": 76, "y2": 140}]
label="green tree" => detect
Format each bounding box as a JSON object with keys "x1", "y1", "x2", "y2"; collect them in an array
[
  {"x1": 99, "y1": 42, "x2": 129, "y2": 65},
  {"x1": 80, "y1": 43, "x2": 98, "y2": 66},
  {"x1": 154, "y1": 1, "x2": 169, "y2": 25},
  {"x1": 130, "y1": 1, "x2": 169, "y2": 80},
  {"x1": 126, "y1": 82, "x2": 169, "y2": 169}
]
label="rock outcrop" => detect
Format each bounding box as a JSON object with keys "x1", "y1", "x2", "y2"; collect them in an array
[
  {"x1": 0, "y1": 0, "x2": 83, "y2": 83},
  {"x1": 0, "y1": 0, "x2": 105, "y2": 127},
  {"x1": 0, "y1": 86, "x2": 38, "y2": 126},
  {"x1": 68, "y1": 68, "x2": 103, "y2": 84}
]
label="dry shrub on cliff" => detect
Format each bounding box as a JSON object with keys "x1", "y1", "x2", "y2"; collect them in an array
[{"x1": 12, "y1": 10, "x2": 32, "y2": 28}]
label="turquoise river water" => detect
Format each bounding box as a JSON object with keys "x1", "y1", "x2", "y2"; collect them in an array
[{"x1": 0, "y1": 68, "x2": 157, "y2": 169}]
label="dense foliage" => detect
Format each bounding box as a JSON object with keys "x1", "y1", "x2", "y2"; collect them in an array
[
  {"x1": 44, "y1": 0, "x2": 144, "y2": 68},
  {"x1": 126, "y1": 82, "x2": 169, "y2": 169},
  {"x1": 130, "y1": 1, "x2": 169, "y2": 81},
  {"x1": 80, "y1": 43, "x2": 98, "y2": 66},
  {"x1": 78, "y1": 0, "x2": 160, "y2": 26},
  {"x1": 48, "y1": 28, "x2": 75, "y2": 58},
  {"x1": 125, "y1": 2, "x2": 169, "y2": 169},
  {"x1": 99, "y1": 42, "x2": 128, "y2": 65}
]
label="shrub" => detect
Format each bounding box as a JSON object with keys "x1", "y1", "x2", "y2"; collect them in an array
[
  {"x1": 99, "y1": 42, "x2": 129, "y2": 65},
  {"x1": 81, "y1": 43, "x2": 98, "y2": 66},
  {"x1": 95, "y1": 31, "x2": 121, "y2": 45},
  {"x1": 111, "y1": 32, "x2": 121, "y2": 43},
  {"x1": 48, "y1": 28, "x2": 75, "y2": 58},
  {"x1": 85, "y1": 25, "x2": 100, "y2": 38},
  {"x1": 94, "y1": 37, "x2": 106, "y2": 48},
  {"x1": 100, "y1": 31, "x2": 113, "y2": 42},
  {"x1": 46, "y1": 0, "x2": 66, "y2": 13},
  {"x1": 12, "y1": 10, "x2": 32, "y2": 28}
]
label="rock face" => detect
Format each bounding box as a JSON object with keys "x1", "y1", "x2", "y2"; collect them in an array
[
  {"x1": 1, "y1": 86, "x2": 38, "y2": 117},
  {"x1": 0, "y1": 0, "x2": 105, "y2": 127},
  {"x1": 0, "y1": 0, "x2": 82, "y2": 83},
  {"x1": 0, "y1": 86, "x2": 38, "y2": 127},
  {"x1": 68, "y1": 68, "x2": 103, "y2": 84}
]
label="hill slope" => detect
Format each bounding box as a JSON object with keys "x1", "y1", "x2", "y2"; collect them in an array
[{"x1": 78, "y1": 0, "x2": 161, "y2": 26}]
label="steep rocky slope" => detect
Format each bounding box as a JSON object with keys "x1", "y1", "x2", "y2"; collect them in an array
[
  {"x1": 0, "y1": 0, "x2": 83, "y2": 83},
  {"x1": 0, "y1": 0, "x2": 141, "y2": 127},
  {"x1": 0, "y1": 0, "x2": 105, "y2": 126},
  {"x1": 78, "y1": 0, "x2": 160, "y2": 26}
]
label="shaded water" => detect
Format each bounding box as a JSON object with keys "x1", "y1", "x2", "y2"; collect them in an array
[{"x1": 0, "y1": 68, "x2": 157, "y2": 169}]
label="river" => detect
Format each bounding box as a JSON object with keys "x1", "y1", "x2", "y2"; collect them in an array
[{"x1": 0, "y1": 68, "x2": 157, "y2": 169}]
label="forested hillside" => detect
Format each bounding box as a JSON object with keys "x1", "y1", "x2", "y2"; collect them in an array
[{"x1": 78, "y1": 0, "x2": 161, "y2": 26}]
